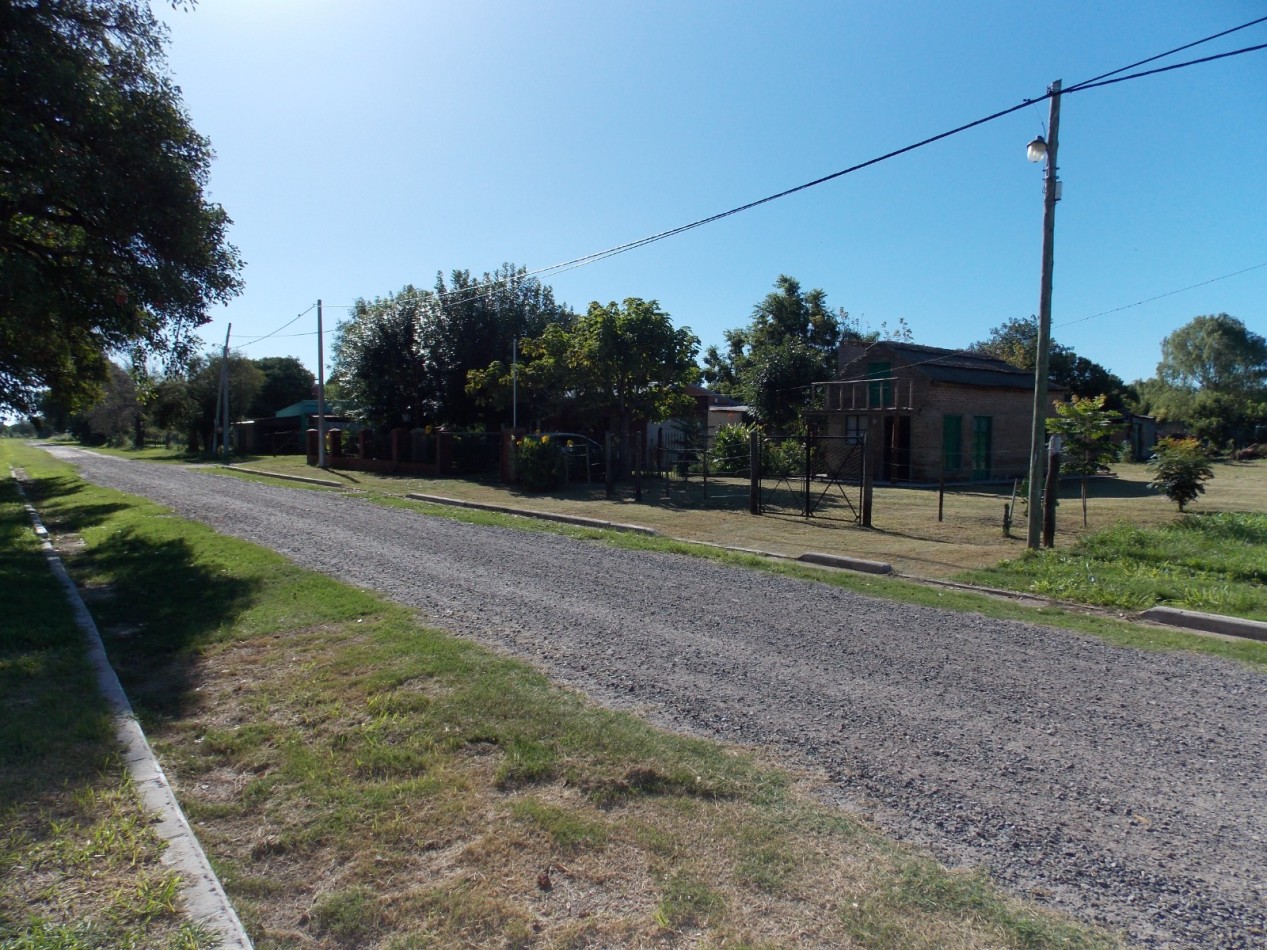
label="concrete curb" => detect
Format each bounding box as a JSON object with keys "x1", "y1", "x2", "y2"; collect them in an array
[
  {"x1": 797, "y1": 551, "x2": 894, "y2": 575},
  {"x1": 13, "y1": 471, "x2": 253, "y2": 950},
  {"x1": 1140, "y1": 606, "x2": 1267, "y2": 643},
  {"x1": 223, "y1": 465, "x2": 344, "y2": 488},
  {"x1": 405, "y1": 493, "x2": 658, "y2": 536}
]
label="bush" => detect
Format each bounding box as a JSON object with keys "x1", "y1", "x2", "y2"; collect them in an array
[
  {"x1": 709, "y1": 424, "x2": 754, "y2": 475},
  {"x1": 515, "y1": 434, "x2": 564, "y2": 491},
  {"x1": 1148, "y1": 437, "x2": 1214, "y2": 512}
]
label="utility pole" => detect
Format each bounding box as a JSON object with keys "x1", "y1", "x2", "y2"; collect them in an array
[
  {"x1": 218, "y1": 323, "x2": 231, "y2": 458},
  {"x1": 512, "y1": 336, "x2": 518, "y2": 431},
  {"x1": 317, "y1": 300, "x2": 326, "y2": 469},
  {"x1": 1026, "y1": 80, "x2": 1061, "y2": 550}
]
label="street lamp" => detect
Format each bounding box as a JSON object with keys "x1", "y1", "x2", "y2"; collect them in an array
[{"x1": 1025, "y1": 80, "x2": 1061, "y2": 550}]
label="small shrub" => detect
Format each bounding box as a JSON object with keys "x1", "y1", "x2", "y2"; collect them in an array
[
  {"x1": 1147, "y1": 437, "x2": 1214, "y2": 512},
  {"x1": 515, "y1": 435, "x2": 563, "y2": 492}
]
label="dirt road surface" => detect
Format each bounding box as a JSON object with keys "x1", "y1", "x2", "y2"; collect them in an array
[{"x1": 43, "y1": 447, "x2": 1267, "y2": 948}]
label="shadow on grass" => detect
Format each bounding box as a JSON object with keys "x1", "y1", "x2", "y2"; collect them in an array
[
  {"x1": 73, "y1": 527, "x2": 262, "y2": 723},
  {"x1": 20, "y1": 473, "x2": 132, "y2": 535}
]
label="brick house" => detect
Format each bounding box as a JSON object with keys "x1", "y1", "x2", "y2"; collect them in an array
[{"x1": 808, "y1": 341, "x2": 1063, "y2": 483}]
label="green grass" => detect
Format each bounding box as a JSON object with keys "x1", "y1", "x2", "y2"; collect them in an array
[
  {"x1": 0, "y1": 440, "x2": 1125, "y2": 948},
  {"x1": 964, "y1": 512, "x2": 1267, "y2": 622},
  {"x1": 0, "y1": 447, "x2": 216, "y2": 948}
]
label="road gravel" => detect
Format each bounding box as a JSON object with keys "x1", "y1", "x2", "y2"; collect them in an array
[{"x1": 43, "y1": 447, "x2": 1267, "y2": 949}]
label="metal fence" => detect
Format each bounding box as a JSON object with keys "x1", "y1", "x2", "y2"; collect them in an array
[{"x1": 758, "y1": 435, "x2": 866, "y2": 522}]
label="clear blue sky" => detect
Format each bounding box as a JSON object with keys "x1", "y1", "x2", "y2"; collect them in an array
[{"x1": 157, "y1": 0, "x2": 1266, "y2": 387}]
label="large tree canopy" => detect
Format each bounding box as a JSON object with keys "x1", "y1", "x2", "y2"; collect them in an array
[
  {"x1": 1156, "y1": 313, "x2": 1267, "y2": 394},
  {"x1": 333, "y1": 265, "x2": 571, "y2": 430},
  {"x1": 0, "y1": 0, "x2": 243, "y2": 413},
  {"x1": 971, "y1": 316, "x2": 1128, "y2": 410},
  {"x1": 468, "y1": 297, "x2": 700, "y2": 456},
  {"x1": 1131, "y1": 314, "x2": 1267, "y2": 447},
  {"x1": 703, "y1": 275, "x2": 865, "y2": 431}
]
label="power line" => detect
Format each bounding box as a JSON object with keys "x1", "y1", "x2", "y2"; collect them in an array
[
  {"x1": 235, "y1": 303, "x2": 315, "y2": 348},
  {"x1": 363, "y1": 17, "x2": 1267, "y2": 317},
  {"x1": 1055, "y1": 261, "x2": 1267, "y2": 329},
  {"x1": 252, "y1": 19, "x2": 1267, "y2": 338}
]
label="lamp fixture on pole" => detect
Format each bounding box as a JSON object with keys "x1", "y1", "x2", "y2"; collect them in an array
[{"x1": 1025, "y1": 81, "x2": 1061, "y2": 550}]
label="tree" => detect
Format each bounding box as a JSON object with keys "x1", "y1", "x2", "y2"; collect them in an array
[
  {"x1": 332, "y1": 286, "x2": 444, "y2": 431},
  {"x1": 704, "y1": 275, "x2": 864, "y2": 431},
  {"x1": 68, "y1": 360, "x2": 138, "y2": 445},
  {"x1": 568, "y1": 298, "x2": 700, "y2": 455},
  {"x1": 1148, "y1": 437, "x2": 1214, "y2": 512},
  {"x1": 972, "y1": 316, "x2": 1128, "y2": 410},
  {"x1": 184, "y1": 352, "x2": 263, "y2": 453},
  {"x1": 250, "y1": 356, "x2": 315, "y2": 418},
  {"x1": 432, "y1": 265, "x2": 573, "y2": 428},
  {"x1": 1, "y1": 0, "x2": 244, "y2": 415},
  {"x1": 1046, "y1": 394, "x2": 1118, "y2": 526},
  {"x1": 1157, "y1": 314, "x2": 1267, "y2": 394},
  {"x1": 335, "y1": 266, "x2": 572, "y2": 431},
  {"x1": 1132, "y1": 315, "x2": 1267, "y2": 448},
  {"x1": 469, "y1": 297, "x2": 700, "y2": 473}
]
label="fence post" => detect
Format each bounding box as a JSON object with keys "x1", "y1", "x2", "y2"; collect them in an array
[
  {"x1": 635, "y1": 431, "x2": 643, "y2": 502},
  {"x1": 862, "y1": 421, "x2": 878, "y2": 527},
  {"x1": 938, "y1": 465, "x2": 945, "y2": 522},
  {"x1": 748, "y1": 430, "x2": 761, "y2": 515},
  {"x1": 803, "y1": 436, "x2": 812, "y2": 518},
  {"x1": 702, "y1": 432, "x2": 709, "y2": 499},
  {"x1": 605, "y1": 433, "x2": 614, "y2": 499}
]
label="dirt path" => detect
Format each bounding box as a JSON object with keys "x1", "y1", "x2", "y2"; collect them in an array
[{"x1": 46, "y1": 447, "x2": 1267, "y2": 948}]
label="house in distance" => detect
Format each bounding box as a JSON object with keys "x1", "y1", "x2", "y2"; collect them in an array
[{"x1": 809, "y1": 341, "x2": 1064, "y2": 483}]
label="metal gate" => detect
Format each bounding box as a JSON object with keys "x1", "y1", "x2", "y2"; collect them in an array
[{"x1": 759, "y1": 435, "x2": 865, "y2": 522}]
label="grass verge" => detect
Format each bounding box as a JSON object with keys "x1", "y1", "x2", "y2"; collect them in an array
[
  {"x1": 0, "y1": 451, "x2": 214, "y2": 948},
  {"x1": 2, "y1": 441, "x2": 1124, "y2": 948},
  {"x1": 964, "y1": 513, "x2": 1267, "y2": 622}
]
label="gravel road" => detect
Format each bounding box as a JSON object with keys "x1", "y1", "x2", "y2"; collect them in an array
[{"x1": 42, "y1": 447, "x2": 1267, "y2": 948}]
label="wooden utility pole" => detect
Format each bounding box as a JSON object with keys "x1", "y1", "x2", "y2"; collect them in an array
[
  {"x1": 217, "y1": 323, "x2": 231, "y2": 458},
  {"x1": 1026, "y1": 79, "x2": 1061, "y2": 549},
  {"x1": 317, "y1": 300, "x2": 326, "y2": 469}
]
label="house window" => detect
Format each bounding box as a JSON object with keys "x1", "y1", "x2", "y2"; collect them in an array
[
  {"x1": 972, "y1": 416, "x2": 992, "y2": 480},
  {"x1": 867, "y1": 361, "x2": 892, "y2": 408},
  {"x1": 942, "y1": 414, "x2": 963, "y2": 472},
  {"x1": 843, "y1": 414, "x2": 864, "y2": 440}
]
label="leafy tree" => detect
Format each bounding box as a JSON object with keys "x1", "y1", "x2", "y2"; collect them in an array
[
  {"x1": 184, "y1": 352, "x2": 263, "y2": 453},
  {"x1": 567, "y1": 298, "x2": 700, "y2": 454},
  {"x1": 972, "y1": 316, "x2": 1128, "y2": 410},
  {"x1": 336, "y1": 266, "x2": 571, "y2": 431},
  {"x1": 0, "y1": 0, "x2": 243, "y2": 415},
  {"x1": 471, "y1": 298, "x2": 699, "y2": 473},
  {"x1": 1131, "y1": 315, "x2": 1267, "y2": 448},
  {"x1": 68, "y1": 361, "x2": 138, "y2": 446},
  {"x1": 704, "y1": 275, "x2": 864, "y2": 432},
  {"x1": 1148, "y1": 437, "x2": 1214, "y2": 512},
  {"x1": 332, "y1": 286, "x2": 444, "y2": 430},
  {"x1": 250, "y1": 356, "x2": 315, "y2": 418},
  {"x1": 1046, "y1": 394, "x2": 1118, "y2": 526},
  {"x1": 432, "y1": 264, "x2": 573, "y2": 428},
  {"x1": 1157, "y1": 314, "x2": 1267, "y2": 394}
]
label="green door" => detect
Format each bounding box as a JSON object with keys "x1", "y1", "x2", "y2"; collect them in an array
[
  {"x1": 943, "y1": 414, "x2": 963, "y2": 473},
  {"x1": 972, "y1": 416, "x2": 992, "y2": 480}
]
